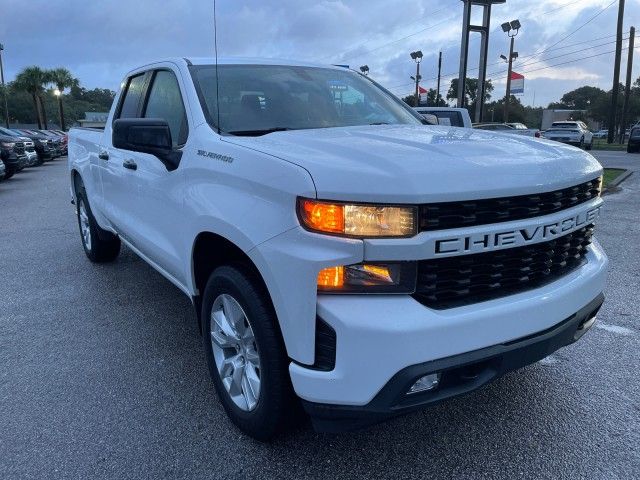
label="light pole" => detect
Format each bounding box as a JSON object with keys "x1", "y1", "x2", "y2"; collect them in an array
[
  {"x1": 359, "y1": 65, "x2": 369, "y2": 76},
  {"x1": 54, "y1": 88, "x2": 66, "y2": 131},
  {"x1": 410, "y1": 50, "x2": 423, "y2": 106},
  {"x1": 436, "y1": 51, "x2": 442, "y2": 107},
  {"x1": 0, "y1": 43, "x2": 9, "y2": 128},
  {"x1": 501, "y1": 19, "x2": 520, "y2": 123}
]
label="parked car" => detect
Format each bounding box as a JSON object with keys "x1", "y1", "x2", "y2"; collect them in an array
[
  {"x1": 0, "y1": 158, "x2": 5, "y2": 180},
  {"x1": 414, "y1": 107, "x2": 472, "y2": 128},
  {"x1": 0, "y1": 132, "x2": 26, "y2": 180},
  {"x1": 37, "y1": 130, "x2": 65, "y2": 157},
  {"x1": 505, "y1": 122, "x2": 542, "y2": 138},
  {"x1": 474, "y1": 122, "x2": 541, "y2": 138},
  {"x1": 12, "y1": 129, "x2": 53, "y2": 163},
  {"x1": 69, "y1": 58, "x2": 607, "y2": 439},
  {"x1": 42, "y1": 129, "x2": 68, "y2": 155},
  {"x1": 0, "y1": 127, "x2": 41, "y2": 166},
  {"x1": 542, "y1": 121, "x2": 593, "y2": 150},
  {"x1": 628, "y1": 125, "x2": 640, "y2": 153},
  {"x1": 593, "y1": 129, "x2": 608, "y2": 139}
]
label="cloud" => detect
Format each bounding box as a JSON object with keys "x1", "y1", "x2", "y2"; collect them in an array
[{"x1": 1, "y1": 0, "x2": 638, "y2": 107}]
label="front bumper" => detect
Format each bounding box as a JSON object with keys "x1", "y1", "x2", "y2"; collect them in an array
[
  {"x1": 290, "y1": 239, "x2": 608, "y2": 408},
  {"x1": 303, "y1": 293, "x2": 604, "y2": 433}
]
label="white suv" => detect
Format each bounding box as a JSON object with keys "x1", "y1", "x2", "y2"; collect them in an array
[{"x1": 543, "y1": 121, "x2": 594, "y2": 150}]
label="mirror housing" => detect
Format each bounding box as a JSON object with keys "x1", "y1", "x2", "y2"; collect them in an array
[{"x1": 112, "y1": 118, "x2": 182, "y2": 171}]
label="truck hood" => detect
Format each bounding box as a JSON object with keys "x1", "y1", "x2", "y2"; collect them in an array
[{"x1": 225, "y1": 124, "x2": 602, "y2": 203}]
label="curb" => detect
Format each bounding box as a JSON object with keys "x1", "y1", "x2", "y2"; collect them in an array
[{"x1": 602, "y1": 169, "x2": 633, "y2": 195}]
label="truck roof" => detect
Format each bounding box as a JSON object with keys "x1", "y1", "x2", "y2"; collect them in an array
[{"x1": 142, "y1": 57, "x2": 346, "y2": 69}]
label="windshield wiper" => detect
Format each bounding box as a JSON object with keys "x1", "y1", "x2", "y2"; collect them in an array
[
  {"x1": 369, "y1": 122, "x2": 390, "y2": 125},
  {"x1": 227, "y1": 127, "x2": 294, "y2": 137}
]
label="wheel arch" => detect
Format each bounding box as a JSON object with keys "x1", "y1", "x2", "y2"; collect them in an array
[{"x1": 190, "y1": 231, "x2": 279, "y2": 338}]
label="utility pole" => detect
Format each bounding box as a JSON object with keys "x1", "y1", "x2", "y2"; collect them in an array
[
  {"x1": 410, "y1": 50, "x2": 423, "y2": 107},
  {"x1": 0, "y1": 44, "x2": 9, "y2": 128},
  {"x1": 501, "y1": 19, "x2": 520, "y2": 123},
  {"x1": 504, "y1": 36, "x2": 515, "y2": 122},
  {"x1": 620, "y1": 26, "x2": 635, "y2": 144},
  {"x1": 414, "y1": 61, "x2": 420, "y2": 106},
  {"x1": 608, "y1": 0, "x2": 625, "y2": 144},
  {"x1": 436, "y1": 51, "x2": 442, "y2": 106}
]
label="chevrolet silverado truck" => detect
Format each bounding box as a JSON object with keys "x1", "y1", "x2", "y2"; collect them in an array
[{"x1": 68, "y1": 58, "x2": 608, "y2": 439}]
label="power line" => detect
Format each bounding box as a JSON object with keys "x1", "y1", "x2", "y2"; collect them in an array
[
  {"x1": 523, "y1": 0, "x2": 618, "y2": 63},
  {"x1": 539, "y1": 0, "x2": 583, "y2": 15},
  {"x1": 325, "y1": 5, "x2": 458, "y2": 63},
  {"x1": 340, "y1": 15, "x2": 457, "y2": 63},
  {"x1": 418, "y1": 34, "x2": 627, "y2": 85}
]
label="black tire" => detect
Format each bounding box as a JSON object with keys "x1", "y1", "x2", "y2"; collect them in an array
[
  {"x1": 579, "y1": 137, "x2": 585, "y2": 149},
  {"x1": 585, "y1": 140, "x2": 593, "y2": 151},
  {"x1": 3, "y1": 171, "x2": 13, "y2": 180},
  {"x1": 75, "y1": 181, "x2": 120, "y2": 263},
  {"x1": 201, "y1": 265, "x2": 295, "y2": 441}
]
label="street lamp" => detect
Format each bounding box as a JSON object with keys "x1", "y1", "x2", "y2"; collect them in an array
[
  {"x1": 52, "y1": 88, "x2": 66, "y2": 130},
  {"x1": 501, "y1": 19, "x2": 520, "y2": 122},
  {"x1": 0, "y1": 43, "x2": 9, "y2": 128},
  {"x1": 410, "y1": 50, "x2": 423, "y2": 106},
  {"x1": 359, "y1": 65, "x2": 369, "y2": 76}
]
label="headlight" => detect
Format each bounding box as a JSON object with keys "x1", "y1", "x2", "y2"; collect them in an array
[
  {"x1": 1, "y1": 142, "x2": 16, "y2": 148},
  {"x1": 298, "y1": 198, "x2": 417, "y2": 238},
  {"x1": 317, "y1": 262, "x2": 417, "y2": 293}
]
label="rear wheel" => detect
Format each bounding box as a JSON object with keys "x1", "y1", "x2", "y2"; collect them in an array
[
  {"x1": 75, "y1": 181, "x2": 120, "y2": 263},
  {"x1": 202, "y1": 265, "x2": 295, "y2": 440}
]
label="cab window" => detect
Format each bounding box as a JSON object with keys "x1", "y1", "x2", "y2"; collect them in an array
[
  {"x1": 143, "y1": 70, "x2": 188, "y2": 146},
  {"x1": 117, "y1": 74, "x2": 146, "y2": 119}
]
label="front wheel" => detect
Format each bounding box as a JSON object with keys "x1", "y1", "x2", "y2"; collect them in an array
[
  {"x1": 202, "y1": 265, "x2": 295, "y2": 440},
  {"x1": 585, "y1": 139, "x2": 593, "y2": 151},
  {"x1": 579, "y1": 137, "x2": 585, "y2": 149}
]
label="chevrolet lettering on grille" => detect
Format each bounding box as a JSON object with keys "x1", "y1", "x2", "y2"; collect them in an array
[{"x1": 434, "y1": 205, "x2": 601, "y2": 256}]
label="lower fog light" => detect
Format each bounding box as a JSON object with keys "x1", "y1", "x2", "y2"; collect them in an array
[{"x1": 408, "y1": 373, "x2": 441, "y2": 394}]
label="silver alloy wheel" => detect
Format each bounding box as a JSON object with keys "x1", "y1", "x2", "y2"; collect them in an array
[
  {"x1": 78, "y1": 200, "x2": 92, "y2": 251},
  {"x1": 210, "y1": 294, "x2": 261, "y2": 411}
]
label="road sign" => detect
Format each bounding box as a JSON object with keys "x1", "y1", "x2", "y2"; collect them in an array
[{"x1": 510, "y1": 71, "x2": 524, "y2": 95}]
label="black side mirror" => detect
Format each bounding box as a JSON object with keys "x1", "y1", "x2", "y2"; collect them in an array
[{"x1": 112, "y1": 118, "x2": 182, "y2": 171}]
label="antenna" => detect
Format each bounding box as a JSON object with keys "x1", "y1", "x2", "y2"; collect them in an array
[{"x1": 213, "y1": 0, "x2": 221, "y2": 134}]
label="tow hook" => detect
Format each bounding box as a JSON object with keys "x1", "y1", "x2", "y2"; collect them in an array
[{"x1": 574, "y1": 311, "x2": 598, "y2": 341}]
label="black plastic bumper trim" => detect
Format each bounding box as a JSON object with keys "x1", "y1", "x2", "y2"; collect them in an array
[{"x1": 302, "y1": 293, "x2": 605, "y2": 433}]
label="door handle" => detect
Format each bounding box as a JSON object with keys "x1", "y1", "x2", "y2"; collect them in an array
[
  {"x1": 98, "y1": 150, "x2": 109, "y2": 161},
  {"x1": 123, "y1": 159, "x2": 137, "y2": 171}
]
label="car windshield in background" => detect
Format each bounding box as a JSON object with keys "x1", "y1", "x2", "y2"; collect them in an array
[
  {"x1": 420, "y1": 110, "x2": 464, "y2": 127},
  {"x1": 551, "y1": 122, "x2": 579, "y2": 128},
  {"x1": 190, "y1": 64, "x2": 422, "y2": 136}
]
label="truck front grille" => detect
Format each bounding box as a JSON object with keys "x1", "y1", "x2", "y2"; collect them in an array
[
  {"x1": 413, "y1": 225, "x2": 594, "y2": 309},
  {"x1": 14, "y1": 142, "x2": 25, "y2": 155},
  {"x1": 418, "y1": 178, "x2": 600, "y2": 231}
]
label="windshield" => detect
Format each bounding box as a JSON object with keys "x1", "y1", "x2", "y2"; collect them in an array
[
  {"x1": 552, "y1": 122, "x2": 579, "y2": 128},
  {"x1": 190, "y1": 64, "x2": 422, "y2": 135},
  {"x1": 0, "y1": 127, "x2": 19, "y2": 137}
]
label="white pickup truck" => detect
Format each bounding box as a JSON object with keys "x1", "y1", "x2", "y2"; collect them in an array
[{"x1": 68, "y1": 58, "x2": 608, "y2": 439}]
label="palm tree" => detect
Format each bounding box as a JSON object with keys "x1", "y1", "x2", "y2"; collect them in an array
[
  {"x1": 13, "y1": 66, "x2": 49, "y2": 129},
  {"x1": 49, "y1": 68, "x2": 76, "y2": 130}
]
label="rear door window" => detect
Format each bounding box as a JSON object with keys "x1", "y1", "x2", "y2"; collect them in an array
[{"x1": 117, "y1": 73, "x2": 147, "y2": 119}]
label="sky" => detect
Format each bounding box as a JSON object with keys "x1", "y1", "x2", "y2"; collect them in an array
[{"x1": 2, "y1": 0, "x2": 640, "y2": 107}]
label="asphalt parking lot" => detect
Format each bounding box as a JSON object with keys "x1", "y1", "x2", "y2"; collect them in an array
[{"x1": 1, "y1": 153, "x2": 639, "y2": 479}]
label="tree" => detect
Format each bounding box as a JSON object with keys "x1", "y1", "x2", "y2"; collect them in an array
[
  {"x1": 48, "y1": 68, "x2": 77, "y2": 130},
  {"x1": 446, "y1": 78, "x2": 493, "y2": 120},
  {"x1": 559, "y1": 86, "x2": 607, "y2": 110},
  {"x1": 13, "y1": 66, "x2": 49, "y2": 129}
]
